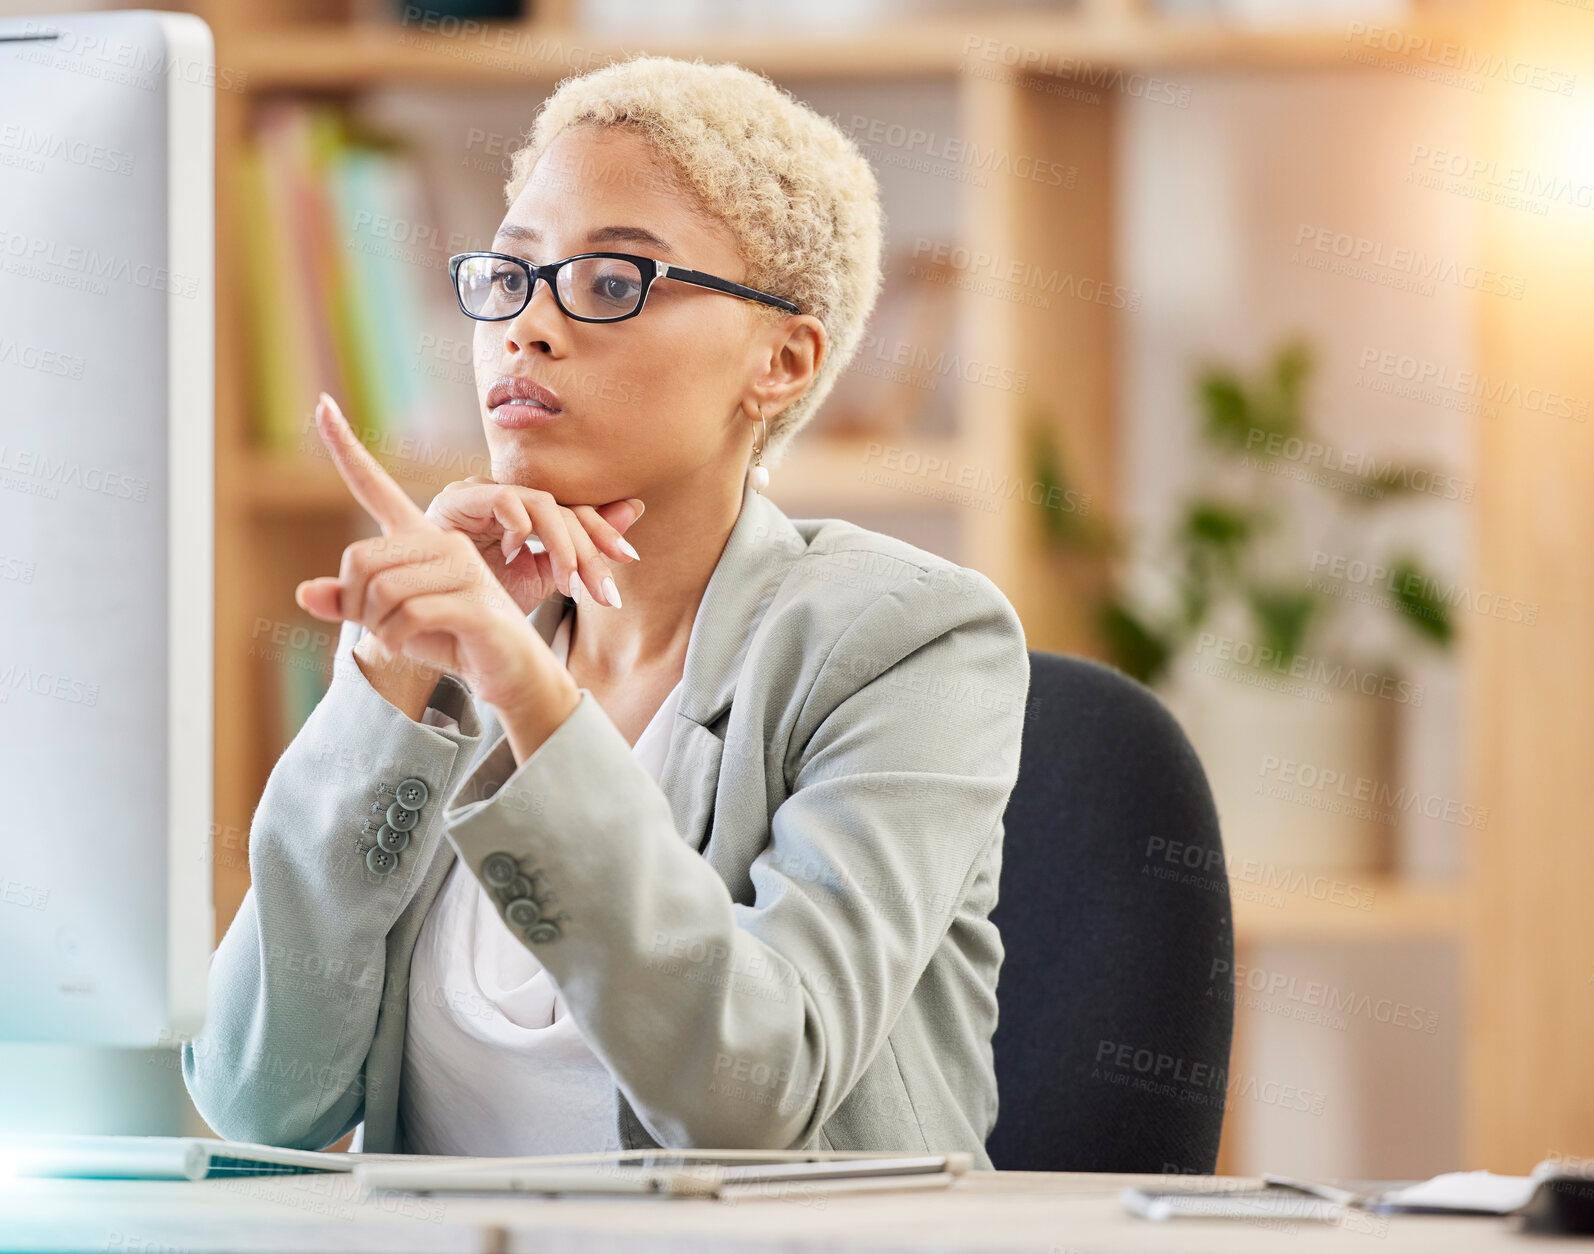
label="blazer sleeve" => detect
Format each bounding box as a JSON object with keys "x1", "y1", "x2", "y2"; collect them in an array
[
  {"x1": 181, "y1": 620, "x2": 488, "y2": 1149},
  {"x1": 440, "y1": 566, "x2": 1030, "y2": 1150}
]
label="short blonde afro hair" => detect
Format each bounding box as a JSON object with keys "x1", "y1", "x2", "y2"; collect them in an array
[{"x1": 504, "y1": 54, "x2": 885, "y2": 468}]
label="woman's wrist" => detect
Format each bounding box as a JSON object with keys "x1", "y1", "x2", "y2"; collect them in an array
[
  {"x1": 494, "y1": 650, "x2": 582, "y2": 769},
  {"x1": 351, "y1": 631, "x2": 446, "y2": 722}
]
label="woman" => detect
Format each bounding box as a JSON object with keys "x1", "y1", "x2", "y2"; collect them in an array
[{"x1": 183, "y1": 54, "x2": 1030, "y2": 1168}]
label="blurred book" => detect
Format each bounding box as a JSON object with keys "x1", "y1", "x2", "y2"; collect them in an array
[
  {"x1": 241, "y1": 100, "x2": 441, "y2": 461},
  {"x1": 277, "y1": 636, "x2": 332, "y2": 750}
]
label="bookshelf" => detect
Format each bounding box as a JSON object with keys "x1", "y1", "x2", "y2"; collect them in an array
[{"x1": 183, "y1": 0, "x2": 1498, "y2": 1165}]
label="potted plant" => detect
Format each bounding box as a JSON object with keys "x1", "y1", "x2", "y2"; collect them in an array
[{"x1": 1028, "y1": 339, "x2": 1456, "y2": 873}]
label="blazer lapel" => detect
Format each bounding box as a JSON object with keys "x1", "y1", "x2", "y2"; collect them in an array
[
  {"x1": 657, "y1": 480, "x2": 804, "y2": 853},
  {"x1": 673, "y1": 479, "x2": 804, "y2": 729}
]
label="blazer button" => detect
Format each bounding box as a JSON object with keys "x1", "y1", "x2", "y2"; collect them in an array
[
  {"x1": 386, "y1": 801, "x2": 420, "y2": 832},
  {"x1": 523, "y1": 921, "x2": 560, "y2": 944},
  {"x1": 395, "y1": 777, "x2": 430, "y2": 808},
  {"x1": 497, "y1": 874, "x2": 533, "y2": 904},
  {"x1": 376, "y1": 824, "x2": 410, "y2": 854},
  {"x1": 481, "y1": 852, "x2": 517, "y2": 888},
  {"x1": 366, "y1": 846, "x2": 398, "y2": 875},
  {"x1": 506, "y1": 898, "x2": 542, "y2": 927}
]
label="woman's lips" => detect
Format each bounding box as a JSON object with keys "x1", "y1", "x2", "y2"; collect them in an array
[{"x1": 490, "y1": 401, "x2": 562, "y2": 429}]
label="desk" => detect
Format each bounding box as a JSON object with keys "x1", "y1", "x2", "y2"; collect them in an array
[{"x1": 1, "y1": 1171, "x2": 1539, "y2": 1252}]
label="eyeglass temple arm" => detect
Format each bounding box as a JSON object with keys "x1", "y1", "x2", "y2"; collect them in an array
[{"x1": 657, "y1": 262, "x2": 800, "y2": 314}]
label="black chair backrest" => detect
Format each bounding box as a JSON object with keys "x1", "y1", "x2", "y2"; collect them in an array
[{"x1": 986, "y1": 651, "x2": 1234, "y2": 1173}]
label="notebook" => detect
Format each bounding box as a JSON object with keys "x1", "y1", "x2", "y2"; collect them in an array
[{"x1": 0, "y1": 1134, "x2": 441, "y2": 1181}]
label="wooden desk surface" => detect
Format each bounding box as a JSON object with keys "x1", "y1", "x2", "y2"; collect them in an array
[{"x1": 1, "y1": 1170, "x2": 1544, "y2": 1252}]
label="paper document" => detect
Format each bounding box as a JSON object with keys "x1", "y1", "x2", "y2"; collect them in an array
[{"x1": 1369, "y1": 1170, "x2": 1538, "y2": 1214}]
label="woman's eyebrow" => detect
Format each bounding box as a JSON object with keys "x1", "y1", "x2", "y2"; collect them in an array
[{"x1": 493, "y1": 223, "x2": 677, "y2": 256}]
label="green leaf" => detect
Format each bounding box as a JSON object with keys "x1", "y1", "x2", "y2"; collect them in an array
[
  {"x1": 1270, "y1": 339, "x2": 1312, "y2": 419},
  {"x1": 1246, "y1": 585, "x2": 1320, "y2": 664},
  {"x1": 1386, "y1": 556, "x2": 1455, "y2": 644},
  {"x1": 1198, "y1": 372, "x2": 1254, "y2": 449},
  {"x1": 1198, "y1": 340, "x2": 1313, "y2": 453},
  {"x1": 1025, "y1": 420, "x2": 1099, "y2": 550},
  {"x1": 1099, "y1": 600, "x2": 1173, "y2": 686},
  {"x1": 1176, "y1": 501, "x2": 1256, "y2": 602},
  {"x1": 1183, "y1": 500, "x2": 1253, "y2": 551}
]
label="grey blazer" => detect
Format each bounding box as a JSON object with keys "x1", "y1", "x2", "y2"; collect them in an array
[{"x1": 182, "y1": 479, "x2": 1030, "y2": 1167}]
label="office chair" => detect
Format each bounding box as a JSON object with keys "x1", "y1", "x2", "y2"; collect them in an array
[{"x1": 986, "y1": 651, "x2": 1234, "y2": 1173}]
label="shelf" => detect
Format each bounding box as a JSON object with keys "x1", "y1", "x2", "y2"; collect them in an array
[
  {"x1": 237, "y1": 432, "x2": 964, "y2": 516},
  {"x1": 1232, "y1": 874, "x2": 1465, "y2": 945},
  {"x1": 237, "y1": 450, "x2": 450, "y2": 514},
  {"x1": 226, "y1": 14, "x2": 1477, "y2": 89}
]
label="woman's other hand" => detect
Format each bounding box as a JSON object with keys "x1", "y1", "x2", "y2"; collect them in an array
[{"x1": 426, "y1": 477, "x2": 642, "y2": 615}]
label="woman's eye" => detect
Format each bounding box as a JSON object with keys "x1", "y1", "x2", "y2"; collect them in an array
[{"x1": 595, "y1": 274, "x2": 639, "y2": 302}]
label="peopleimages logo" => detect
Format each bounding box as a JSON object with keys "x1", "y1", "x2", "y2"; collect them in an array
[
  {"x1": 1257, "y1": 754, "x2": 1490, "y2": 830},
  {"x1": 0, "y1": 226, "x2": 202, "y2": 299},
  {"x1": 843, "y1": 115, "x2": 1076, "y2": 188},
  {"x1": 908, "y1": 238, "x2": 1141, "y2": 312},
  {"x1": 1192, "y1": 632, "x2": 1423, "y2": 705},
  {"x1": 1343, "y1": 21, "x2": 1577, "y2": 96},
  {"x1": 1293, "y1": 223, "x2": 1526, "y2": 299},
  {"x1": 959, "y1": 34, "x2": 1194, "y2": 108},
  {"x1": 1308, "y1": 551, "x2": 1537, "y2": 627},
  {"x1": 1144, "y1": 835, "x2": 1379, "y2": 912},
  {"x1": 1358, "y1": 346, "x2": 1588, "y2": 422},
  {"x1": 1407, "y1": 145, "x2": 1594, "y2": 215},
  {"x1": 1209, "y1": 959, "x2": 1441, "y2": 1033},
  {"x1": 1092, "y1": 1040, "x2": 1328, "y2": 1115},
  {"x1": 1242, "y1": 428, "x2": 1473, "y2": 502}
]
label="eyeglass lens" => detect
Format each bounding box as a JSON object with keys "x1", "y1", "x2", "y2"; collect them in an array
[{"x1": 455, "y1": 255, "x2": 646, "y2": 321}]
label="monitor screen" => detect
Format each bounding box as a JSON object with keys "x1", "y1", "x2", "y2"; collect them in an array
[{"x1": 0, "y1": 9, "x2": 213, "y2": 1049}]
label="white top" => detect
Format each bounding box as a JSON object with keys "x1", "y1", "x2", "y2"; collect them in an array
[{"x1": 399, "y1": 604, "x2": 684, "y2": 1156}]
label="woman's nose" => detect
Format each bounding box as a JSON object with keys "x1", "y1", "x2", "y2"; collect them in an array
[{"x1": 503, "y1": 276, "x2": 567, "y2": 352}]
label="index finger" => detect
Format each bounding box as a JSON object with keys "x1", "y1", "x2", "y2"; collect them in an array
[{"x1": 315, "y1": 392, "x2": 428, "y2": 535}]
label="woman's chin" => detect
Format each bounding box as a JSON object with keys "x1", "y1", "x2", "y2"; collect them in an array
[{"x1": 485, "y1": 456, "x2": 599, "y2": 501}]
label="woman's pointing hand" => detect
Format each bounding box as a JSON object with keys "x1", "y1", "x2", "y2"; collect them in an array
[{"x1": 294, "y1": 393, "x2": 558, "y2": 712}]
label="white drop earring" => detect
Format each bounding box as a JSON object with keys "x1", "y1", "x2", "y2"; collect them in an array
[{"x1": 748, "y1": 404, "x2": 769, "y2": 494}]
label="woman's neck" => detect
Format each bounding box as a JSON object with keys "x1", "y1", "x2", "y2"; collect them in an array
[{"x1": 563, "y1": 471, "x2": 746, "y2": 686}]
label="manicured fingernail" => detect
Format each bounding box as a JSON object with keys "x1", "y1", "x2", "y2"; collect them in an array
[
  {"x1": 569, "y1": 573, "x2": 583, "y2": 604},
  {"x1": 320, "y1": 392, "x2": 348, "y2": 426},
  {"x1": 616, "y1": 537, "x2": 640, "y2": 561},
  {"x1": 601, "y1": 576, "x2": 621, "y2": 608}
]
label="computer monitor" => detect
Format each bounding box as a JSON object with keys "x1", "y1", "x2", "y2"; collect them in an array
[{"x1": 0, "y1": 7, "x2": 214, "y2": 1073}]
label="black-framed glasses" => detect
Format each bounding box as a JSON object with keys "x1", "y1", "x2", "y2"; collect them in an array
[{"x1": 448, "y1": 250, "x2": 802, "y2": 323}]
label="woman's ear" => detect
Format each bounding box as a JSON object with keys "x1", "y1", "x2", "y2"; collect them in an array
[{"x1": 761, "y1": 315, "x2": 826, "y2": 409}]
